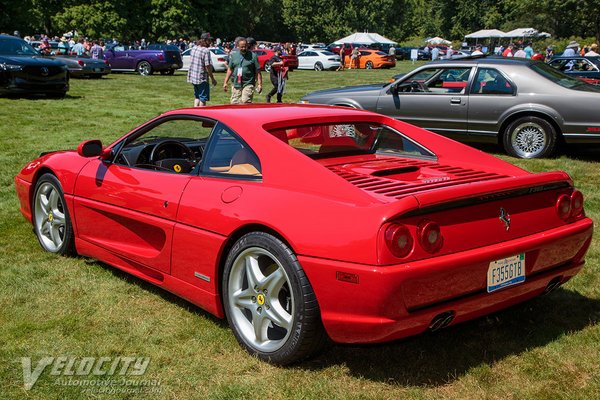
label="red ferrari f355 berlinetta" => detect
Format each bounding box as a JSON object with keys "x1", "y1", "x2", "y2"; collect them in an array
[{"x1": 15, "y1": 104, "x2": 593, "y2": 364}]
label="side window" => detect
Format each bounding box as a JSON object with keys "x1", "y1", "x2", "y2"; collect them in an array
[
  {"x1": 202, "y1": 124, "x2": 262, "y2": 178},
  {"x1": 471, "y1": 68, "x2": 514, "y2": 95},
  {"x1": 402, "y1": 67, "x2": 471, "y2": 94},
  {"x1": 427, "y1": 68, "x2": 471, "y2": 93},
  {"x1": 114, "y1": 117, "x2": 214, "y2": 174}
]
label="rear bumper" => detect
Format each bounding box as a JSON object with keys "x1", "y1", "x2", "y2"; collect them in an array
[{"x1": 299, "y1": 217, "x2": 593, "y2": 343}]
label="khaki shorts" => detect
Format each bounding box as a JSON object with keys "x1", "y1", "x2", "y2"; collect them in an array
[{"x1": 230, "y1": 85, "x2": 255, "y2": 104}]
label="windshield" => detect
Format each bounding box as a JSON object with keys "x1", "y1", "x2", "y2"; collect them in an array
[
  {"x1": 0, "y1": 38, "x2": 38, "y2": 56},
  {"x1": 268, "y1": 122, "x2": 434, "y2": 159},
  {"x1": 531, "y1": 62, "x2": 600, "y2": 92}
]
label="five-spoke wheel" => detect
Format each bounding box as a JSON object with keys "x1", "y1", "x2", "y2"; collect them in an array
[
  {"x1": 223, "y1": 232, "x2": 326, "y2": 364},
  {"x1": 33, "y1": 174, "x2": 74, "y2": 254}
]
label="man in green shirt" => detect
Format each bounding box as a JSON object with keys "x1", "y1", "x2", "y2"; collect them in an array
[{"x1": 223, "y1": 38, "x2": 262, "y2": 104}]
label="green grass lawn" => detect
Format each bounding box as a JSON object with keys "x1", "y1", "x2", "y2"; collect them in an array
[{"x1": 1, "y1": 63, "x2": 599, "y2": 399}]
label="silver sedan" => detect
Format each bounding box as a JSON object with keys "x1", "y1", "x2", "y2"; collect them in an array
[{"x1": 301, "y1": 56, "x2": 600, "y2": 158}]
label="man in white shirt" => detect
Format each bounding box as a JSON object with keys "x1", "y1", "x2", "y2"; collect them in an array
[{"x1": 585, "y1": 43, "x2": 599, "y2": 56}]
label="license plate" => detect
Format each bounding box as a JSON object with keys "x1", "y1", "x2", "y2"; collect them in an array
[
  {"x1": 487, "y1": 254, "x2": 525, "y2": 293},
  {"x1": 93, "y1": 68, "x2": 101, "y2": 73}
]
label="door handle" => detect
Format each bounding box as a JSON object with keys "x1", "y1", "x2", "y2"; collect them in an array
[{"x1": 450, "y1": 97, "x2": 462, "y2": 105}]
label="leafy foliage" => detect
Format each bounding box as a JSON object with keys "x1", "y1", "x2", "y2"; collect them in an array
[{"x1": 1, "y1": 0, "x2": 599, "y2": 43}]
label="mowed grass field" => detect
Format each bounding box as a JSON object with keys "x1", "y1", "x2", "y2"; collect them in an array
[{"x1": 1, "y1": 63, "x2": 599, "y2": 399}]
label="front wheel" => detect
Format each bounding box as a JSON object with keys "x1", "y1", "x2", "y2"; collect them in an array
[
  {"x1": 503, "y1": 116, "x2": 557, "y2": 158},
  {"x1": 33, "y1": 174, "x2": 75, "y2": 255},
  {"x1": 264, "y1": 62, "x2": 272, "y2": 73},
  {"x1": 365, "y1": 61, "x2": 374, "y2": 69},
  {"x1": 314, "y1": 62, "x2": 323, "y2": 71},
  {"x1": 223, "y1": 232, "x2": 326, "y2": 365},
  {"x1": 137, "y1": 61, "x2": 153, "y2": 76}
]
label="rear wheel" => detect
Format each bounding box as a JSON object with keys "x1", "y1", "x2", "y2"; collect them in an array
[
  {"x1": 314, "y1": 62, "x2": 323, "y2": 71},
  {"x1": 223, "y1": 232, "x2": 326, "y2": 365},
  {"x1": 365, "y1": 61, "x2": 374, "y2": 69},
  {"x1": 160, "y1": 68, "x2": 175, "y2": 75},
  {"x1": 503, "y1": 116, "x2": 557, "y2": 158},
  {"x1": 32, "y1": 174, "x2": 75, "y2": 255},
  {"x1": 137, "y1": 61, "x2": 153, "y2": 76},
  {"x1": 264, "y1": 61, "x2": 272, "y2": 73}
]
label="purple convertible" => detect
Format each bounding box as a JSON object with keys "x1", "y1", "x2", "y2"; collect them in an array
[{"x1": 104, "y1": 43, "x2": 183, "y2": 76}]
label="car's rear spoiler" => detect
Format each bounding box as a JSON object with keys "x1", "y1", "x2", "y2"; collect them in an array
[{"x1": 384, "y1": 171, "x2": 572, "y2": 220}]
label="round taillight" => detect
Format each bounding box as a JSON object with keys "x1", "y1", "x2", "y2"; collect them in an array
[
  {"x1": 556, "y1": 194, "x2": 571, "y2": 220},
  {"x1": 570, "y1": 190, "x2": 584, "y2": 217},
  {"x1": 418, "y1": 220, "x2": 444, "y2": 253},
  {"x1": 385, "y1": 224, "x2": 414, "y2": 259}
]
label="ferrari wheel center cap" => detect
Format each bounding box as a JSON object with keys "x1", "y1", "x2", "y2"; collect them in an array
[
  {"x1": 48, "y1": 213, "x2": 54, "y2": 222},
  {"x1": 256, "y1": 293, "x2": 265, "y2": 306}
]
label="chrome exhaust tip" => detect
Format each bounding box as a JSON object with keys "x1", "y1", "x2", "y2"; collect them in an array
[
  {"x1": 429, "y1": 311, "x2": 455, "y2": 332},
  {"x1": 543, "y1": 276, "x2": 563, "y2": 295}
]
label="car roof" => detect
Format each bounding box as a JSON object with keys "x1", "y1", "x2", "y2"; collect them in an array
[
  {"x1": 161, "y1": 104, "x2": 375, "y2": 128},
  {"x1": 426, "y1": 54, "x2": 539, "y2": 66}
]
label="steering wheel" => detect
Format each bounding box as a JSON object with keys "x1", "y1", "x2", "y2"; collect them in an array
[
  {"x1": 410, "y1": 81, "x2": 428, "y2": 92},
  {"x1": 149, "y1": 140, "x2": 195, "y2": 164}
]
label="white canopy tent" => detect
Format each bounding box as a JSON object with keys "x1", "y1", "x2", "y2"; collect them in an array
[
  {"x1": 426, "y1": 36, "x2": 451, "y2": 45},
  {"x1": 464, "y1": 28, "x2": 552, "y2": 40},
  {"x1": 464, "y1": 29, "x2": 506, "y2": 39},
  {"x1": 333, "y1": 32, "x2": 397, "y2": 45}
]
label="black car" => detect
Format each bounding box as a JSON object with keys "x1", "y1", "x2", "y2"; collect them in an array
[
  {"x1": 548, "y1": 56, "x2": 600, "y2": 85},
  {"x1": 0, "y1": 35, "x2": 69, "y2": 97},
  {"x1": 395, "y1": 47, "x2": 429, "y2": 61}
]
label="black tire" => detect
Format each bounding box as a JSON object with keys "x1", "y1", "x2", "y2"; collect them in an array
[
  {"x1": 264, "y1": 61, "x2": 272, "y2": 73},
  {"x1": 222, "y1": 232, "x2": 326, "y2": 365},
  {"x1": 314, "y1": 62, "x2": 323, "y2": 71},
  {"x1": 365, "y1": 61, "x2": 374, "y2": 69},
  {"x1": 137, "y1": 61, "x2": 153, "y2": 76},
  {"x1": 503, "y1": 116, "x2": 557, "y2": 158},
  {"x1": 32, "y1": 173, "x2": 75, "y2": 255}
]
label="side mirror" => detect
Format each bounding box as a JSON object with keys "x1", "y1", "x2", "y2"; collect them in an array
[
  {"x1": 388, "y1": 84, "x2": 399, "y2": 95},
  {"x1": 77, "y1": 140, "x2": 103, "y2": 157}
]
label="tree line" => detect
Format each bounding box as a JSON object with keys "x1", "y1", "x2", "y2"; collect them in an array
[{"x1": 1, "y1": 0, "x2": 598, "y2": 44}]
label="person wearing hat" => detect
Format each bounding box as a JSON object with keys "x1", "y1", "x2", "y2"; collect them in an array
[
  {"x1": 265, "y1": 46, "x2": 288, "y2": 103},
  {"x1": 223, "y1": 37, "x2": 262, "y2": 104},
  {"x1": 187, "y1": 33, "x2": 218, "y2": 107},
  {"x1": 563, "y1": 41, "x2": 579, "y2": 57},
  {"x1": 471, "y1": 45, "x2": 483, "y2": 56},
  {"x1": 585, "y1": 44, "x2": 599, "y2": 57}
]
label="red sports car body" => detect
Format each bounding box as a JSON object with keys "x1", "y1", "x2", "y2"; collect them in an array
[
  {"x1": 252, "y1": 49, "x2": 298, "y2": 71},
  {"x1": 15, "y1": 105, "x2": 593, "y2": 364}
]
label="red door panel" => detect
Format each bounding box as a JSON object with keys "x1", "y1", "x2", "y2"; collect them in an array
[{"x1": 73, "y1": 160, "x2": 191, "y2": 273}]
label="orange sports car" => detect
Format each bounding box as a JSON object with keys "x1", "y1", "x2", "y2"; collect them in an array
[{"x1": 345, "y1": 49, "x2": 396, "y2": 69}]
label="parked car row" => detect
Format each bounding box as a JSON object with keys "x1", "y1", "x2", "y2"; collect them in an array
[{"x1": 30, "y1": 40, "x2": 111, "y2": 78}]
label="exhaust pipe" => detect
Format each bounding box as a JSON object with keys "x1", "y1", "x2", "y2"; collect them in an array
[
  {"x1": 429, "y1": 311, "x2": 455, "y2": 332},
  {"x1": 543, "y1": 276, "x2": 563, "y2": 295}
]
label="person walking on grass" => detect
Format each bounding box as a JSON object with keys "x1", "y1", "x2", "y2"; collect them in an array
[
  {"x1": 223, "y1": 38, "x2": 262, "y2": 104},
  {"x1": 266, "y1": 47, "x2": 288, "y2": 103},
  {"x1": 187, "y1": 32, "x2": 218, "y2": 107}
]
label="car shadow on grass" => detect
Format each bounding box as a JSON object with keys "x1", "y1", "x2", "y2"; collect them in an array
[
  {"x1": 85, "y1": 258, "x2": 229, "y2": 329},
  {"x1": 306, "y1": 288, "x2": 600, "y2": 387}
]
